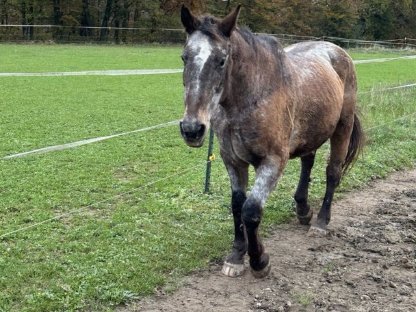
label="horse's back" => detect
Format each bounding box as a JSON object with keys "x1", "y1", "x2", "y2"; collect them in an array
[{"x1": 285, "y1": 41, "x2": 356, "y2": 89}]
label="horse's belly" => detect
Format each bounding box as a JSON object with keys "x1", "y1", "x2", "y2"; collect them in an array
[
  {"x1": 289, "y1": 138, "x2": 327, "y2": 158},
  {"x1": 289, "y1": 116, "x2": 339, "y2": 158}
]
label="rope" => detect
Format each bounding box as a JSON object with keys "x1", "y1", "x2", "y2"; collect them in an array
[
  {"x1": 360, "y1": 83, "x2": 416, "y2": 95},
  {"x1": 365, "y1": 112, "x2": 416, "y2": 132},
  {"x1": 0, "y1": 160, "x2": 211, "y2": 239},
  {"x1": 2, "y1": 110, "x2": 414, "y2": 239}
]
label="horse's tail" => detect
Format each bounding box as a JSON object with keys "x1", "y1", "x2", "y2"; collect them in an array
[{"x1": 342, "y1": 112, "x2": 365, "y2": 175}]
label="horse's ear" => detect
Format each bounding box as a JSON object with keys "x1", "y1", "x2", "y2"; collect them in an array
[
  {"x1": 219, "y1": 5, "x2": 241, "y2": 37},
  {"x1": 181, "y1": 5, "x2": 200, "y2": 34}
]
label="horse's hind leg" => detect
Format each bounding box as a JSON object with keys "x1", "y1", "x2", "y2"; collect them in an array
[
  {"x1": 309, "y1": 118, "x2": 353, "y2": 236},
  {"x1": 294, "y1": 152, "x2": 316, "y2": 225},
  {"x1": 222, "y1": 163, "x2": 249, "y2": 277}
]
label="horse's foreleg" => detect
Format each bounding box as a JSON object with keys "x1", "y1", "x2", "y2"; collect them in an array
[
  {"x1": 222, "y1": 164, "x2": 248, "y2": 277},
  {"x1": 294, "y1": 152, "x2": 316, "y2": 225},
  {"x1": 243, "y1": 159, "x2": 282, "y2": 278}
]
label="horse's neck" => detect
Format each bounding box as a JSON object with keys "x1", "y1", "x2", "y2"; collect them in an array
[{"x1": 223, "y1": 32, "x2": 288, "y2": 113}]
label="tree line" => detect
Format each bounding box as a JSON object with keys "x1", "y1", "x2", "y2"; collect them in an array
[{"x1": 1, "y1": 0, "x2": 415, "y2": 43}]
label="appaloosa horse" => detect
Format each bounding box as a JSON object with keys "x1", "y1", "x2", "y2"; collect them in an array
[{"x1": 179, "y1": 5, "x2": 364, "y2": 278}]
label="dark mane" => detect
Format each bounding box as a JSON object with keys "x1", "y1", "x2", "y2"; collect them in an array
[
  {"x1": 237, "y1": 27, "x2": 285, "y2": 54},
  {"x1": 233, "y1": 26, "x2": 289, "y2": 86}
]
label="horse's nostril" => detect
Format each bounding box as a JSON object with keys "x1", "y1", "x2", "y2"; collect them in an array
[
  {"x1": 180, "y1": 121, "x2": 206, "y2": 141},
  {"x1": 197, "y1": 124, "x2": 206, "y2": 137}
]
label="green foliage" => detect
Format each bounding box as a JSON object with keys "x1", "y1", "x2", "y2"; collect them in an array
[{"x1": 1, "y1": 0, "x2": 416, "y2": 42}]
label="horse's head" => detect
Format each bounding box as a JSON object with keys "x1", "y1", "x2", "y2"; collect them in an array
[{"x1": 179, "y1": 5, "x2": 241, "y2": 147}]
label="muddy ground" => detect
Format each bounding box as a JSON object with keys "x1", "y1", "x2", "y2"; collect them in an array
[{"x1": 121, "y1": 169, "x2": 416, "y2": 312}]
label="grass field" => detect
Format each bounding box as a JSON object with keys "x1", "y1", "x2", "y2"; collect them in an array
[{"x1": 0, "y1": 43, "x2": 415, "y2": 312}]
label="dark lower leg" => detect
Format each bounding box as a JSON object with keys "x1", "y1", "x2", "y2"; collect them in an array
[
  {"x1": 242, "y1": 198, "x2": 269, "y2": 271},
  {"x1": 226, "y1": 190, "x2": 247, "y2": 264},
  {"x1": 316, "y1": 163, "x2": 341, "y2": 228},
  {"x1": 316, "y1": 119, "x2": 353, "y2": 230},
  {"x1": 294, "y1": 153, "x2": 315, "y2": 222}
]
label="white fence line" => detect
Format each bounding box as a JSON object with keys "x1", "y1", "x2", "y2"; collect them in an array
[
  {"x1": 3, "y1": 120, "x2": 180, "y2": 159},
  {"x1": 0, "y1": 160, "x2": 207, "y2": 239},
  {"x1": 0, "y1": 69, "x2": 183, "y2": 77},
  {"x1": 1, "y1": 24, "x2": 416, "y2": 47},
  {"x1": 1, "y1": 55, "x2": 415, "y2": 78},
  {"x1": 354, "y1": 55, "x2": 416, "y2": 64},
  {"x1": 0, "y1": 24, "x2": 185, "y2": 31},
  {"x1": 2, "y1": 82, "x2": 416, "y2": 160},
  {"x1": 361, "y1": 83, "x2": 416, "y2": 94}
]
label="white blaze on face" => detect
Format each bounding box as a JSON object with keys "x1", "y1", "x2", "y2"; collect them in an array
[
  {"x1": 187, "y1": 32, "x2": 214, "y2": 93},
  {"x1": 184, "y1": 32, "x2": 216, "y2": 126}
]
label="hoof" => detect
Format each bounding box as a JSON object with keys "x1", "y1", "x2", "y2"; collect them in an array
[
  {"x1": 307, "y1": 225, "x2": 328, "y2": 237},
  {"x1": 297, "y1": 209, "x2": 313, "y2": 225},
  {"x1": 221, "y1": 262, "x2": 245, "y2": 277},
  {"x1": 250, "y1": 263, "x2": 271, "y2": 279}
]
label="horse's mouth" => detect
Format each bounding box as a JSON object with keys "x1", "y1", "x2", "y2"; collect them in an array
[{"x1": 184, "y1": 137, "x2": 205, "y2": 148}]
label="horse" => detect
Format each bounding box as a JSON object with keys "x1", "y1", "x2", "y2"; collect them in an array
[{"x1": 179, "y1": 5, "x2": 364, "y2": 278}]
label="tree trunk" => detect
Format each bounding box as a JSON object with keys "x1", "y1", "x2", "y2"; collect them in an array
[
  {"x1": 26, "y1": 0, "x2": 34, "y2": 40},
  {"x1": 1, "y1": 0, "x2": 8, "y2": 24},
  {"x1": 19, "y1": 0, "x2": 34, "y2": 40},
  {"x1": 121, "y1": 0, "x2": 130, "y2": 43},
  {"x1": 20, "y1": 0, "x2": 27, "y2": 38},
  {"x1": 225, "y1": 0, "x2": 231, "y2": 14},
  {"x1": 100, "y1": 0, "x2": 113, "y2": 41},
  {"x1": 113, "y1": 0, "x2": 120, "y2": 43},
  {"x1": 80, "y1": 0, "x2": 93, "y2": 37},
  {"x1": 52, "y1": 0, "x2": 63, "y2": 41}
]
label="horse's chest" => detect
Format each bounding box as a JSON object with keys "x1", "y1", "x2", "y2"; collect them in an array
[{"x1": 228, "y1": 129, "x2": 263, "y2": 166}]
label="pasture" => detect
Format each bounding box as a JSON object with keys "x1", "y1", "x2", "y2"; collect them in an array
[{"x1": 0, "y1": 44, "x2": 415, "y2": 311}]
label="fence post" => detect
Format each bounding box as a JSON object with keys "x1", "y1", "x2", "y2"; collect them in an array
[{"x1": 204, "y1": 128, "x2": 215, "y2": 194}]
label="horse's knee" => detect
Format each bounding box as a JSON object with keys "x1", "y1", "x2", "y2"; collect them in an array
[
  {"x1": 242, "y1": 198, "x2": 262, "y2": 228},
  {"x1": 231, "y1": 190, "x2": 246, "y2": 214},
  {"x1": 326, "y1": 164, "x2": 342, "y2": 187}
]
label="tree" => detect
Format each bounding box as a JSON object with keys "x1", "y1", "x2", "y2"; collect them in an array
[
  {"x1": 99, "y1": 0, "x2": 113, "y2": 41},
  {"x1": 358, "y1": 0, "x2": 394, "y2": 40},
  {"x1": 315, "y1": 0, "x2": 359, "y2": 39},
  {"x1": 52, "y1": 0, "x2": 63, "y2": 40},
  {"x1": 19, "y1": 0, "x2": 35, "y2": 40},
  {"x1": 1, "y1": 0, "x2": 9, "y2": 24},
  {"x1": 80, "y1": 0, "x2": 93, "y2": 37},
  {"x1": 1, "y1": 0, "x2": 416, "y2": 43}
]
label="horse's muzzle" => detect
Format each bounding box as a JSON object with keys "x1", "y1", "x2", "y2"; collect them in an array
[{"x1": 180, "y1": 120, "x2": 206, "y2": 147}]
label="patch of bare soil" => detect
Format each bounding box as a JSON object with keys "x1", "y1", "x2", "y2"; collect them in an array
[{"x1": 121, "y1": 169, "x2": 416, "y2": 312}]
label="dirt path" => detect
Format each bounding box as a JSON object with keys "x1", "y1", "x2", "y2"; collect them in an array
[{"x1": 121, "y1": 169, "x2": 416, "y2": 312}]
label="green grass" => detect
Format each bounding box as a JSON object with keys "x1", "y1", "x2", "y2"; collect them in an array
[
  {"x1": 348, "y1": 48, "x2": 415, "y2": 60},
  {"x1": 0, "y1": 44, "x2": 183, "y2": 72},
  {"x1": 355, "y1": 59, "x2": 416, "y2": 91},
  {"x1": 0, "y1": 74, "x2": 182, "y2": 155},
  {"x1": 0, "y1": 44, "x2": 415, "y2": 311}
]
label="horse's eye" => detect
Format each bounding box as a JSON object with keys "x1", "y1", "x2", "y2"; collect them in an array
[
  {"x1": 219, "y1": 57, "x2": 226, "y2": 68},
  {"x1": 181, "y1": 55, "x2": 188, "y2": 64}
]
